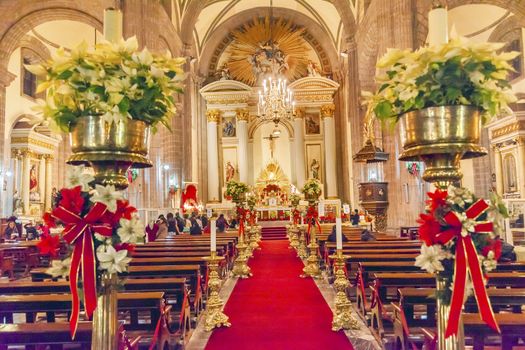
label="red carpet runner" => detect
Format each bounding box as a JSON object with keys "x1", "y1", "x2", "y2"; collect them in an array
[{"x1": 205, "y1": 239, "x2": 354, "y2": 350}]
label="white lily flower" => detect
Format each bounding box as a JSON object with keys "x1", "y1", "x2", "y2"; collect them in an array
[
  {"x1": 97, "y1": 245, "x2": 132, "y2": 274},
  {"x1": 117, "y1": 216, "x2": 145, "y2": 244},
  {"x1": 46, "y1": 258, "x2": 71, "y2": 279},
  {"x1": 65, "y1": 165, "x2": 94, "y2": 191},
  {"x1": 90, "y1": 184, "x2": 123, "y2": 213},
  {"x1": 415, "y1": 244, "x2": 447, "y2": 274}
]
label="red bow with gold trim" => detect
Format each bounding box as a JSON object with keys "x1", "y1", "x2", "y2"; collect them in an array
[
  {"x1": 436, "y1": 199, "x2": 500, "y2": 338},
  {"x1": 306, "y1": 205, "x2": 322, "y2": 242},
  {"x1": 52, "y1": 202, "x2": 112, "y2": 338},
  {"x1": 237, "y1": 206, "x2": 247, "y2": 238},
  {"x1": 292, "y1": 209, "x2": 301, "y2": 225}
]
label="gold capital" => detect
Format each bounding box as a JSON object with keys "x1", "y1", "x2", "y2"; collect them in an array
[
  {"x1": 294, "y1": 108, "x2": 305, "y2": 119},
  {"x1": 206, "y1": 109, "x2": 222, "y2": 123},
  {"x1": 320, "y1": 104, "x2": 335, "y2": 119},
  {"x1": 236, "y1": 109, "x2": 250, "y2": 122}
]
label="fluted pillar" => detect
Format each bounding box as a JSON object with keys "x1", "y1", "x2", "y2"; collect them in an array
[
  {"x1": 22, "y1": 151, "x2": 31, "y2": 215},
  {"x1": 207, "y1": 110, "x2": 221, "y2": 202},
  {"x1": 45, "y1": 155, "x2": 53, "y2": 210},
  {"x1": 38, "y1": 156, "x2": 46, "y2": 204},
  {"x1": 236, "y1": 109, "x2": 250, "y2": 184},
  {"x1": 517, "y1": 138, "x2": 525, "y2": 197},
  {"x1": 321, "y1": 104, "x2": 337, "y2": 198},
  {"x1": 294, "y1": 109, "x2": 306, "y2": 188},
  {"x1": 493, "y1": 145, "x2": 504, "y2": 195}
]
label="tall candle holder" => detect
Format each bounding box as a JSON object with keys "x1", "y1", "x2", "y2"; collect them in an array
[
  {"x1": 302, "y1": 228, "x2": 321, "y2": 278},
  {"x1": 289, "y1": 226, "x2": 299, "y2": 250},
  {"x1": 248, "y1": 226, "x2": 259, "y2": 251},
  {"x1": 297, "y1": 227, "x2": 308, "y2": 259},
  {"x1": 330, "y1": 250, "x2": 359, "y2": 331},
  {"x1": 231, "y1": 233, "x2": 252, "y2": 278},
  {"x1": 203, "y1": 251, "x2": 231, "y2": 331}
]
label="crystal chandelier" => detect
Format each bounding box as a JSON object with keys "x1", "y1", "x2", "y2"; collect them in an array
[{"x1": 257, "y1": 77, "x2": 295, "y2": 128}]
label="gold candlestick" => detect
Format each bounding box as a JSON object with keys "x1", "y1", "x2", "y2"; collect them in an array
[
  {"x1": 231, "y1": 234, "x2": 252, "y2": 278},
  {"x1": 248, "y1": 227, "x2": 260, "y2": 251},
  {"x1": 203, "y1": 252, "x2": 231, "y2": 331},
  {"x1": 297, "y1": 227, "x2": 308, "y2": 259},
  {"x1": 289, "y1": 226, "x2": 300, "y2": 250},
  {"x1": 302, "y1": 228, "x2": 321, "y2": 279},
  {"x1": 330, "y1": 250, "x2": 359, "y2": 331}
]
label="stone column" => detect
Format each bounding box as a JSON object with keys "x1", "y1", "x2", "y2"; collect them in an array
[
  {"x1": 45, "y1": 155, "x2": 53, "y2": 211},
  {"x1": 293, "y1": 109, "x2": 306, "y2": 188},
  {"x1": 493, "y1": 144, "x2": 504, "y2": 195},
  {"x1": 236, "y1": 109, "x2": 250, "y2": 184},
  {"x1": 21, "y1": 151, "x2": 31, "y2": 215},
  {"x1": 321, "y1": 104, "x2": 337, "y2": 198},
  {"x1": 516, "y1": 138, "x2": 525, "y2": 197},
  {"x1": 38, "y1": 155, "x2": 46, "y2": 204},
  {"x1": 206, "y1": 110, "x2": 221, "y2": 202}
]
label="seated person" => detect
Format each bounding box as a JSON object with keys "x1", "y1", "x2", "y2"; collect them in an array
[
  {"x1": 24, "y1": 221, "x2": 38, "y2": 240},
  {"x1": 360, "y1": 229, "x2": 376, "y2": 242},
  {"x1": 327, "y1": 225, "x2": 348, "y2": 243},
  {"x1": 350, "y1": 209, "x2": 360, "y2": 226},
  {"x1": 145, "y1": 220, "x2": 159, "y2": 242},
  {"x1": 189, "y1": 217, "x2": 203, "y2": 235},
  {"x1": 156, "y1": 217, "x2": 168, "y2": 240},
  {"x1": 216, "y1": 214, "x2": 228, "y2": 233},
  {"x1": 229, "y1": 218, "x2": 238, "y2": 229},
  {"x1": 500, "y1": 241, "x2": 517, "y2": 262},
  {"x1": 4, "y1": 219, "x2": 19, "y2": 240}
]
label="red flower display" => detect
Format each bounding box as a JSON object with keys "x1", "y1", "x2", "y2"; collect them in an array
[
  {"x1": 59, "y1": 186, "x2": 85, "y2": 214},
  {"x1": 37, "y1": 233, "x2": 60, "y2": 258}
]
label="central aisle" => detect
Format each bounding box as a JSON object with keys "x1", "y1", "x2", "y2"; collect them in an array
[{"x1": 205, "y1": 239, "x2": 354, "y2": 350}]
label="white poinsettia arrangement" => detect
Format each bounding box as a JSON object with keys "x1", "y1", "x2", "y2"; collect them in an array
[
  {"x1": 415, "y1": 186, "x2": 508, "y2": 337},
  {"x1": 39, "y1": 165, "x2": 144, "y2": 280},
  {"x1": 225, "y1": 180, "x2": 249, "y2": 203},
  {"x1": 25, "y1": 36, "x2": 185, "y2": 133},
  {"x1": 301, "y1": 178, "x2": 322, "y2": 201},
  {"x1": 365, "y1": 37, "x2": 519, "y2": 125}
]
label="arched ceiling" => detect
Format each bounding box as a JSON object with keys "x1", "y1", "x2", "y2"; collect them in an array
[{"x1": 173, "y1": 0, "x2": 365, "y2": 57}]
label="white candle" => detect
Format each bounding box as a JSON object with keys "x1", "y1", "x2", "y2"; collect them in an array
[
  {"x1": 210, "y1": 219, "x2": 217, "y2": 252},
  {"x1": 428, "y1": 6, "x2": 448, "y2": 46},
  {"x1": 104, "y1": 8, "x2": 123, "y2": 44},
  {"x1": 336, "y1": 206, "x2": 342, "y2": 250}
]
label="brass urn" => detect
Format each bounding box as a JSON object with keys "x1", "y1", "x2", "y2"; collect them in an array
[
  {"x1": 398, "y1": 105, "x2": 486, "y2": 188},
  {"x1": 67, "y1": 115, "x2": 153, "y2": 189}
]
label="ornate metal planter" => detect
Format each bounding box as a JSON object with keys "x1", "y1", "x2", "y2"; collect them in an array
[
  {"x1": 358, "y1": 182, "x2": 388, "y2": 232},
  {"x1": 67, "y1": 115, "x2": 152, "y2": 189},
  {"x1": 398, "y1": 105, "x2": 486, "y2": 188}
]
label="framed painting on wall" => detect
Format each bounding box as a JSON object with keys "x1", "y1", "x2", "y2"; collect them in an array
[
  {"x1": 306, "y1": 144, "x2": 322, "y2": 182},
  {"x1": 222, "y1": 117, "x2": 236, "y2": 137},
  {"x1": 304, "y1": 112, "x2": 320, "y2": 135}
]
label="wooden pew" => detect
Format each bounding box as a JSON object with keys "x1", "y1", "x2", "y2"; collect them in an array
[
  {"x1": 0, "y1": 251, "x2": 14, "y2": 280},
  {"x1": 464, "y1": 313, "x2": 525, "y2": 350}
]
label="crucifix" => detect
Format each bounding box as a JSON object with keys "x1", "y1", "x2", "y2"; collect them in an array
[{"x1": 263, "y1": 133, "x2": 280, "y2": 158}]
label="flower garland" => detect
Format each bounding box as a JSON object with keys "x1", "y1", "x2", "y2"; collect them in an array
[
  {"x1": 37, "y1": 166, "x2": 144, "y2": 338},
  {"x1": 415, "y1": 187, "x2": 508, "y2": 337}
]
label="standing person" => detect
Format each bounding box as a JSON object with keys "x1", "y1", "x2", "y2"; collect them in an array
[
  {"x1": 166, "y1": 213, "x2": 177, "y2": 235},
  {"x1": 350, "y1": 209, "x2": 360, "y2": 226},
  {"x1": 145, "y1": 220, "x2": 159, "y2": 242},
  {"x1": 216, "y1": 214, "x2": 228, "y2": 233}
]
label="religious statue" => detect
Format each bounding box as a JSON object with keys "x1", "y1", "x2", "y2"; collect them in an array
[
  {"x1": 226, "y1": 161, "x2": 236, "y2": 182},
  {"x1": 263, "y1": 133, "x2": 280, "y2": 159},
  {"x1": 223, "y1": 119, "x2": 236, "y2": 137},
  {"x1": 306, "y1": 60, "x2": 321, "y2": 77},
  {"x1": 13, "y1": 190, "x2": 22, "y2": 214},
  {"x1": 51, "y1": 187, "x2": 58, "y2": 209},
  {"x1": 29, "y1": 165, "x2": 38, "y2": 192},
  {"x1": 218, "y1": 64, "x2": 232, "y2": 80},
  {"x1": 310, "y1": 159, "x2": 320, "y2": 180},
  {"x1": 248, "y1": 40, "x2": 289, "y2": 85}
]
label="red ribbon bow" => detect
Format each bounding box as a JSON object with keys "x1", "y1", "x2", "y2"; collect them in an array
[
  {"x1": 437, "y1": 199, "x2": 500, "y2": 338},
  {"x1": 237, "y1": 206, "x2": 247, "y2": 238},
  {"x1": 306, "y1": 206, "x2": 322, "y2": 243},
  {"x1": 292, "y1": 209, "x2": 301, "y2": 225},
  {"x1": 52, "y1": 202, "x2": 112, "y2": 338}
]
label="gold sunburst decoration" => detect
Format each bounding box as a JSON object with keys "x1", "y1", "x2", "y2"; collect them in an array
[
  {"x1": 256, "y1": 159, "x2": 290, "y2": 189},
  {"x1": 225, "y1": 17, "x2": 309, "y2": 86}
]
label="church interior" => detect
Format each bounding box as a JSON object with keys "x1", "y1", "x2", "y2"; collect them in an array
[{"x1": 1, "y1": 0, "x2": 525, "y2": 349}]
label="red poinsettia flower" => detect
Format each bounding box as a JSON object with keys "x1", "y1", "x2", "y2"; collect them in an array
[
  {"x1": 482, "y1": 238, "x2": 502, "y2": 261},
  {"x1": 426, "y1": 189, "x2": 448, "y2": 214},
  {"x1": 42, "y1": 211, "x2": 56, "y2": 228},
  {"x1": 37, "y1": 234, "x2": 60, "y2": 258},
  {"x1": 58, "y1": 186, "x2": 85, "y2": 214},
  {"x1": 115, "y1": 242, "x2": 135, "y2": 254},
  {"x1": 417, "y1": 213, "x2": 442, "y2": 246},
  {"x1": 103, "y1": 200, "x2": 137, "y2": 225}
]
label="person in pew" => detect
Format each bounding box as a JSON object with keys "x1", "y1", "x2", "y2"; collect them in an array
[
  {"x1": 327, "y1": 225, "x2": 348, "y2": 243},
  {"x1": 24, "y1": 221, "x2": 38, "y2": 240},
  {"x1": 192, "y1": 212, "x2": 203, "y2": 228},
  {"x1": 156, "y1": 217, "x2": 169, "y2": 239},
  {"x1": 500, "y1": 241, "x2": 517, "y2": 262},
  {"x1": 4, "y1": 218, "x2": 19, "y2": 240},
  {"x1": 350, "y1": 209, "x2": 360, "y2": 226},
  {"x1": 217, "y1": 214, "x2": 228, "y2": 233},
  {"x1": 145, "y1": 220, "x2": 159, "y2": 242},
  {"x1": 360, "y1": 229, "x2": 376, "y2": 241},
  {"x1": 201, "y1": 214, "x2": 209, "y2": 230},
  {"x1": 183, "y1": 214, "x2": 191, "y2": 233},
  {"x1": 189, "y1": 216, "x2": 203, "y2": 235},
  {"x1": 166, "y1": 212, "x2": 178, "y2": 235},
  {"x1": 175, "y1": 212, "x2": 185, "y2": 234}
]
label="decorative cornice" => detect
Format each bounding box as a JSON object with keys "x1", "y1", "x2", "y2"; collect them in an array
[
  {"x1": 11, "y1": 136, "x2": 57, "y2": 151},
  {"x1": 236, "y1": 109, "x2": 250, "y2": 122},
  {"x1": 206, "y1": 109, "x2": 222, "y2": 122},
  {"x1": 320, "y1": 104, "x2": 336, "y2": 118},
  {"x1": 491, "y1": 120, "x2": 525, "y2": 138}
]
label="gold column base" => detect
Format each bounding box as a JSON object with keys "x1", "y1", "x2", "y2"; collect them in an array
[
  {"x1": 203, "y1": 253, "x2": 231, "y2": 331},
  {"x1": 289, "y1": 227, "x2": 299, "y2": 250},
  {"x1": 330, "y1": 250, "x2": 360, "y2": 331},
  {"x1": 92, "y1": 272, "x2": 119, "y2": 350},
  {"x1": 231, "y1": 235, "x2": 252, "y2": 278},
  {"x1": 436, "y1": 276, "x2": 464, "y2": 349},
  {"x1": 301, "y1": 240, "x2": 322, "y2": 279},
  {"x1": 297, "y1": 229, "x2": 308, "y2": 259}
]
